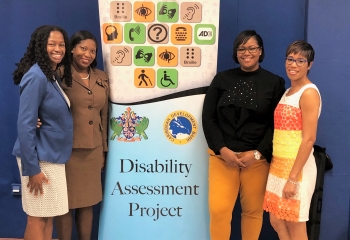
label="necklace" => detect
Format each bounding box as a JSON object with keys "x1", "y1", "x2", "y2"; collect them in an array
[{"x1": 81, "y1": 73, "x2": 90, "y2": 80}]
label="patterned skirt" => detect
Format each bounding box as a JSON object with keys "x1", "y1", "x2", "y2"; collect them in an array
[{"x1": 17, "y1": 157, "x2": 69, "y2": 217}]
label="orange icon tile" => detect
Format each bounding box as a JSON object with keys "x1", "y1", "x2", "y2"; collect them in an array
[
  {"x1": 102, "y1": 23, "x2": 123, "y2": 44},
  {"x1": 134, "y1": 2, "x2": 155, "y2": 22},
  {"x1": 157, "y1": 46, "x2": 178, "y2": 67},
  {"x1": 171, "y1": 24, "x2": 192, "y2": 45},
  {"x1": 134, "y1": 68, "x2": 155, "y2": 88}
]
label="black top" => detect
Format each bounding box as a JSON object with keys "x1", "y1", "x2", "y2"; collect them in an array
[{"x1": 202, "y1": 67, "x2": 285, "y2": 162}]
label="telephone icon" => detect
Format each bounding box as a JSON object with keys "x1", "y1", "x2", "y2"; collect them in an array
[
  {"x1": 175, "y1": 27, "x2": 186, "y2": 32},
  {"x1": 128, "y1": 25, "x2": 141, "y2": 42},
  {"x1": 175, "y1": 27, "x2": 187, "y2": 41},
  {"x1": 129, "y1": 29, "x2": 134, "y2": 41}
]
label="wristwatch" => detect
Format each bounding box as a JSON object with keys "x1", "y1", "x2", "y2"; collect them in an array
[{"x1": 253, "y1": 150, "x2": 261, "y2": 160}]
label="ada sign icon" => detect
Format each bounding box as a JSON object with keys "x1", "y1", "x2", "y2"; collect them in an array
[{"x1": 194, "y1": 24, "x2": 216, "y2": 45}]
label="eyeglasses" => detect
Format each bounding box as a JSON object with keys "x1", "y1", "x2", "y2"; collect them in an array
[
  {"x1": 237, "y1": 46, "x2": 261, "y2": 54},
  {"x1": 285, "y1": 57, "x2": 308, "y2": 66}
]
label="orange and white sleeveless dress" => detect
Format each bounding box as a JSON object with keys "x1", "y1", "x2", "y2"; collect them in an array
[{"x1": 263, "y1": 83, "x2": 321, "y2": 222}]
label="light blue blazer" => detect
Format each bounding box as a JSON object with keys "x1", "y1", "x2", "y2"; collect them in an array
[{"x1": 12, "y1": 64, "x2": 73, "y2": 176}]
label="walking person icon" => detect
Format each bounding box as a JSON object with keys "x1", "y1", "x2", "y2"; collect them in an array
[
  {"x1": 161, "y1": 71, "x2": 175, "y2": 87},
  {"x1": 138, "y1": 69, "x2": 152, "y2": 86}
]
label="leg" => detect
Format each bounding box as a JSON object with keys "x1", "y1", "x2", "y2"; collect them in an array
[
  {"x1": 24, "y1": 216, "x2": 48, "y2": 240},
  {"x1": 269, "y1": 213, "x2": 291, "y2": 240},
  {"x1": 55, "y1": 210, "x2": 73, "y2": 240},
  {"x1": 240, "y1": 159, "x2": 269, "y2": 240},
  {"x1": 75, "y1": 206, "x2": 94, "y2": 240},
  {"x1": 285, "y1": 221, "x2": 308, "y2": 240},
  {"x1": 44, "y1": 217, "x2": 53, "y2": 240},
  {"x1": 208, "y1": 152, "x2": 240, "y2": 240}
]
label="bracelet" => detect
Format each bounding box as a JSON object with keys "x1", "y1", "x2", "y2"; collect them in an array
[{"x1": 288, "y1": 179, "x2": 298, "y2": 185}]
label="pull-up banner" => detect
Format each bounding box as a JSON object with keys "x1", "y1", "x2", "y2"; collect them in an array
[{"x1": 98, "y1": 1, "x2": 220, "y2": 239}]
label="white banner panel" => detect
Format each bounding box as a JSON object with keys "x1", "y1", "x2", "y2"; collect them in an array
[{"x1": 98, "y1": 1, "x2": 220, "y2": 239}]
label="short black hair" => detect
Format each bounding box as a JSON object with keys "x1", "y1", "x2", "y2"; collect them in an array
[
  {"x1": 13, "y1": 25, "x2": 72, "y2": 86},
  {"x1": 70, "y1": 30, "x2": 98, "y2": 69},
  {"x1": 232, "y1": 30, "x2": 265, "y2": 63},
  {"x1": 285, "y1": 40, "x2": 315, "y2": 65}
]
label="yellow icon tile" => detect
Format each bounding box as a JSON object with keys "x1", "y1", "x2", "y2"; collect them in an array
[{"x1": 134, "y1": 68, "x2": 155, "y2": 88}]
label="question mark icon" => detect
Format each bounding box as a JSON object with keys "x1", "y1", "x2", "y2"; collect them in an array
[{"x1": 153, "y1": 26, "x2": 162, "y2": 40}]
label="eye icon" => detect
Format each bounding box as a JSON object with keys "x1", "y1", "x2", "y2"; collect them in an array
[
  {"x1": 135, "y1": 4, "x2": 152, "y2": 19},
  {"x1": 159, "y1": 49, "x2": 175, "y2": 63}
]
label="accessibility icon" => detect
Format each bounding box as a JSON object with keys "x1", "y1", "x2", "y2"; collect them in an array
[
  {"x1": 134, "y1": 68, "x2": 155, "y2": 88},
  {"x1": 110, "y1": 1, "x2": 132, "y2": 22},
  {"x1": 134, "y1": 2, "x2": 155, "y2": 22},
  {"x1": 157, "y1": 69, "x2": 178, "y2": 89},
  {"x1": 134, "y1": 46, "x2": 155, "y2": 66},
  {"x1": 102, "y1": 23, "x2": 123, "y2": 44},
  {"x1": 147, "y1": 23, "x2": 169, "y2": 44},
  {"x1": 110, "y1": 46, "x2": 132, "y2": 66},
  {"x1": 157, "y1": 46, "x2": 178, "y2": 67},
  {"x1": 124, "y1": 23, "x2": 146, "y2": 44},
  {"x1": 157, "y1": 2, "x2": 179, "y2": 22}
]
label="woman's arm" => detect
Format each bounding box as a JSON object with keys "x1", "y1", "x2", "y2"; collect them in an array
[
  {"x1": 202, "y1": 74, "x2": 226, "y2": 153},
  {"x1": 283, "y1": 87, "x2": 320, "y2": 198},
  {"x1": 17, "y1": 71, "x2": 44, "y2": 176},
  {"x1": 17, "y1": 70, "x2": 48, "y2": 195},
  {"x1": 202, "y1": 73, "x2": 244, "y2": 168},
  {"x1": 101, "y1": 72, "x2": 109, "y2": 153}
]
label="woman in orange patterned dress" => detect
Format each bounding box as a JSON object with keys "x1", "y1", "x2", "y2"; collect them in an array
[{"x1": 263, "y1": 41, "x2": 321, "y2": 240}]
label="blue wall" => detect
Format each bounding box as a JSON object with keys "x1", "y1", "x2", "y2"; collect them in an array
[
  {"x1": 218, "y1": 1, "x2": 307, "y2": 239},
  {"x1": 0, "y1": 1, "x2": 103, "y2": 238},
  {"x1": 0, "y1": 1, "x2": 347, "y2": 239},
  {"x1": 307, "y1": 1, "x2": 350, "y2": 239}
]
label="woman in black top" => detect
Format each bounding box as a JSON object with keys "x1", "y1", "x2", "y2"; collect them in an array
[{"x1": 202, "y1": 30, "x2": 285, "y2": 240}]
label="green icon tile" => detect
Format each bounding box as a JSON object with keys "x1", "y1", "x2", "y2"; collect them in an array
[
  {"x1": 124, "y1": 23, "x2": 146, "y2": 44},
  {"x1": 157, "y1": 69, "x2": 178, "y2": 89},
  {"x1": 194, "y1": 24, "x2": 216, "y2": 45},
  {"x1": 134, "y1": 46, "x2": 155, "y2": 66},
  {"x1": 157, "y1": 2, "x2": 179, "y2": 23}
]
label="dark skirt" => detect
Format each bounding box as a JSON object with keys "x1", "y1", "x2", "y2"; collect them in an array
[{"x1": 65, "y1": 145, "x2": 104, "y2": 209}]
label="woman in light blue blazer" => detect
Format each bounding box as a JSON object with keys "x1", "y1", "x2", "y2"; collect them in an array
[{"x1": 12, "y1": 25, "x2": 73, "y2": 240}]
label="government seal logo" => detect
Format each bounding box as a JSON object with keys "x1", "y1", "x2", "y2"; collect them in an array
[
  {"x1": 110, "y1": 107, "x2": 149, "y2": 142},
  {"x1": 163, "y1": 110, "x2": 197, "y2": 144}
]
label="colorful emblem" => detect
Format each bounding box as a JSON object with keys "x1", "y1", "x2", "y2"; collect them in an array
[
  {"x1": 110, "y1": 107, "x2": 149, "y2": 142},
  {"x1": 163, "y1": 110, "x2": 197, "y2": 144}
]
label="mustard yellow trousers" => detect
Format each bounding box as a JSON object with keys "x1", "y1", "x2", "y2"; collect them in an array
[{"x1": 208, "y1": 150, "x2": 269, "y2": 240}]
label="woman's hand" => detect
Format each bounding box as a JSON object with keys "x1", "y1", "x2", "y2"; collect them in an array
[
  {"x1": 238, "y1": 151, "x2": 257, "y2": 168},
  {"x1": 282, "y1": 180, "x2": 297, "y2": 199},
  {"x1": 27, "y1": 172, "x2": 49, "y2": 196},
  {"x1": 220, "y1": 147, "x2": 246, "y2": 168},
  {"x1": 37, "y1": 118, "x2": 42, "y2": 128}
]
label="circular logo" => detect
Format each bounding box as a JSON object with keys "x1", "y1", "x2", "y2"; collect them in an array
[{"x1": 163, "y1": 110, "x2": 198, "y2": 145}]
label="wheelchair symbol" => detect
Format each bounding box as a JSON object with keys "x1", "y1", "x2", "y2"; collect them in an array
[{"x1": 160, "y1": 71, "x2": 175, "y2": 87}]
